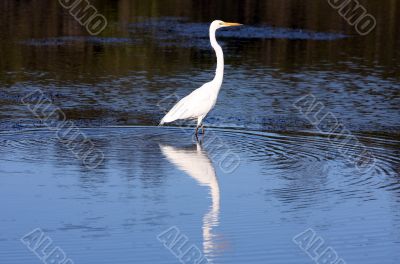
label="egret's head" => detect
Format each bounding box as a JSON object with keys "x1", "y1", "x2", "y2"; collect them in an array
[{"x1": 211, "y1": 20, "x2": 243, "y2": 30}]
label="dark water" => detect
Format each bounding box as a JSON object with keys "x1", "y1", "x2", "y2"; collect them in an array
[
  {"x1": 0, "y1": 1, "x2": 399, "y2": 263},
  {"x1": 0, "y1": 0, "x2": 399, "y2": 131}
]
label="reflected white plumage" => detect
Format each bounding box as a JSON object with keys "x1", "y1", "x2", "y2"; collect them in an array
[
  {"x1": 159, "y1": 20, "x2": 242, "y2": 137},
  {"x1": 159, "y1": 143, "x2": 220, "y2": 255}
]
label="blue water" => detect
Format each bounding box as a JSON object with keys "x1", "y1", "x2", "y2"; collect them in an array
[
  {"x1": 0, "y1": 127, "x2": 399, "y2": 263},
  {"x1": 0, "y1": 1, "x2": 399, "y2": 263}
]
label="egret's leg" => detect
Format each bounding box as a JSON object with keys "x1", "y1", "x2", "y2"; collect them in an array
[
  {"x1": 201, "y1": 125, "x2": 205, "y2": 135},
  {"x1": 197, "y1": 116, "x2": 205, "y2": 136},
  {"x1": 195, "y1": 126, "x2": 199, "y2": 139}
]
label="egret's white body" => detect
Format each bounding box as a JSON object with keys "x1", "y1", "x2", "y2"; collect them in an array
[{"x1": 159, "y1": 20, "x2": 242, "y2": 136}]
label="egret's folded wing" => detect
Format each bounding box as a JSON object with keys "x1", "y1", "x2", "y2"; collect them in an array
[
  {"x1": 160, "y1": 95, "x2": 192, "y2": 124},
  {"x1": 160, "y1": 86, "x2": 211, "y2": 124}
]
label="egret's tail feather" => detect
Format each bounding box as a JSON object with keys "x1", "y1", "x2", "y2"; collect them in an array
[
  {"x1": 159, "y1": 114, "x2": 174, "y2": 126},
  {"x1": 159, "y1": 115, "x2": 174, "y2": 126},
  {"x1": 159, "y1": 94, "x2": 190, "y2": 126}
]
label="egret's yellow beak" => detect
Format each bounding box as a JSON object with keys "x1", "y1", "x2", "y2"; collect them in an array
[{"x1": 222, "y1": 22, "x2": 243, "y2": 27}]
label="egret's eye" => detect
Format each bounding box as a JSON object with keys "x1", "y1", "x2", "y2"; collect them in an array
[{"x1": 219, "y1": 22, "x2": 224, "y2": 25}]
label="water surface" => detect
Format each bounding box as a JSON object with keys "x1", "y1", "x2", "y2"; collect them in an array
[
  {"x1": 1, "y1": 127, "x2": 400, "y2": 263},
  {"x1": 0, "y1": 0, "x2": 399, "y2": 131},
  {"x1": 0, "y1": 1, "x2": 399, "y2": 263}
]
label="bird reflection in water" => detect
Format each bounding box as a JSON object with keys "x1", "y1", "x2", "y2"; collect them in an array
[{"x1": 159, "y1": 142, "x2": 222, "y2": 258}]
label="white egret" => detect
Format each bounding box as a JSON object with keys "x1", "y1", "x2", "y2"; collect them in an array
[{"x1": 159, "y1": 20, "x2": 242, "y2": 137}]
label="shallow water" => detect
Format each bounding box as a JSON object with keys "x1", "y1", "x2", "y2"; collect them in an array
[
  {"x1": 0, "y1": 127, "x2": 400, "y2": 264},
  {"x1": 0, "y1": 0, "x2": 399, "y2": 263}
]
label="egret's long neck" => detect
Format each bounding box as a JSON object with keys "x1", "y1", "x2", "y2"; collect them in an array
[{"x1": 210, "y1": 27, "x2": 224, "y2": 88}]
